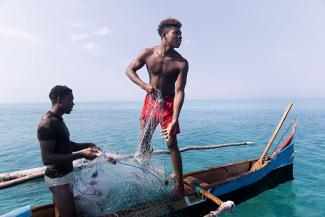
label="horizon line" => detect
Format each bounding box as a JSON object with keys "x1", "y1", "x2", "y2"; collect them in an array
[{"x1": 0, "y1": 97, "x2": 324, "y2": 105}]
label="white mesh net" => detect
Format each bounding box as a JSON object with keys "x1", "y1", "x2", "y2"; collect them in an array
[
  {"x1": 73, "y1": 154, "x2": 173, "y2": 216},
  {"x1": 135, "y1": 90, "x2": 164, "y2": 164},
  {"x1": 73, "y1": 90, "x2": 178, "y2": 217}
]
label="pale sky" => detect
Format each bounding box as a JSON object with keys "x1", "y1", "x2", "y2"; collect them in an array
[{"x1": 0, "y1": 0, "x2": 324, "y2": 103}]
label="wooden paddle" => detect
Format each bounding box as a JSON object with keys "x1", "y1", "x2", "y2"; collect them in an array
[
  {"x1": 250, "y1": 102, "x2": 293, "y2": 171},
  {"x1": 184, "y1": 177, "x2": 235, "y2": 217}
]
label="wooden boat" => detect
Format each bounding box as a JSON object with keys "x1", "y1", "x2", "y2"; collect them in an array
[
  {"x1": 5, "y1": 120, "x2": 296, "y2": 217},
  {"x1": 3, "y1": 102, "x2": 296, "y2": 217}
]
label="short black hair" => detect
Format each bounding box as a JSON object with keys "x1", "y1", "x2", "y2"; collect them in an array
[
  {"x1": 157, "y1": 18, "x2": 182, "y2": 38},
  {"x1": 49, "y1": 85, "x2": 72, "y2": 104}
]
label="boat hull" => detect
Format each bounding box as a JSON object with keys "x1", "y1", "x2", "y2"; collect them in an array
[
  {"x1": 28, "y1": 144, "x2": 295, "y2": 217},
  {"x1": 27, "y1": 124, "x2": 296, "y2": 217},
  {"x1": 177, "y1": 163, "x2": 293, "y2": 217}
]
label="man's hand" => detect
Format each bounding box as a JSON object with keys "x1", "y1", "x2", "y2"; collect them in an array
[
  {"x1": 161, "y1": 121, "x2": 177, "y2": 143},
  {"x1": 84, "y1": 143, "x2": 99, "y2": 149},
  {"x1": 107, "y1": 156, "x2": 117, "y2": 165},
  {"x1": 79, "y1": 148, "x2": 101, "y2": 160},
  {"x1": 142, "y1": 83, "x2": 155, "y2": 95}
]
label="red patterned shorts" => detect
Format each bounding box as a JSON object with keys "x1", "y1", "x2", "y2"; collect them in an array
[{"x1": 140, "y1": 94, "x2": 180, "y2": 135}]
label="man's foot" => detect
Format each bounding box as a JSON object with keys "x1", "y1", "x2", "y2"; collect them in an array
[{"x1": 171, "y1": 183, "x2": 185, "y2": 201}]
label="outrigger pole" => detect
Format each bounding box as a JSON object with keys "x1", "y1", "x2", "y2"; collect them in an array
[
  {"x1": 250, "y1": 102, "x2": 293, "y2": 171},
  {"x1": 0, "y1": 142, "x2": 253, "y2": 190},
  {"x1": 109, "y1": 142, "x2": 254, "y2": 160},
  {"x1": 152, "y1": 142, "x2": 254, "y2": 155}
]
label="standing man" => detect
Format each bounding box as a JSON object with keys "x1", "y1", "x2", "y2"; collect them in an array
[
  {"x1": 37, "y1": 85, "x2": 100, "y2": 217},
  {"x1": 126, "y1": 18, "x2": 188, "y2": 200}
]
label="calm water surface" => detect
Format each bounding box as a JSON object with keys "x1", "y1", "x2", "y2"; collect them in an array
[{"x1": 0, "y1": 99, "x2": 324, "y2": 216}]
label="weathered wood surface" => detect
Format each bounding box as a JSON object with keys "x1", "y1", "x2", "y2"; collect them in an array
[
  {"x1": 0, "y1": 160, "x2": 84, "y2": 190},
  {"x1": 153, "y1": 142, "x2": 254, "y2": 155}
]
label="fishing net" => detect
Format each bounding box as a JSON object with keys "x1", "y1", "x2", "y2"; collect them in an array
[
  {"x1": 134, "y1": 90, "x2": 164, "y2": 164},
  {"x1": 73, "y1": 154, "x2": 173, "y2": 217},
  {"x1": 73, "y1": 90, "x2": 179, "y2": 217}
]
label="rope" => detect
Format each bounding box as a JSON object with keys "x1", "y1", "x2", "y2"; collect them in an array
[
  {"x1": 270, "y1": 118, "x2": 296, "y2": 156},
  {"x1": 117, "y1": 161, "x2": 163, "y2": 183},
  {"x1": 194, "y1": 186, "x2": 202, "y2": 198}
]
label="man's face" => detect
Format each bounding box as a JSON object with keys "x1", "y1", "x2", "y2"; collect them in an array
[
  {"x1": 165, "y1": 27, "x2": 182, "y2": 48},
  {"x1": 60, "y1": 93, "x2": 74, "y2": 114}
]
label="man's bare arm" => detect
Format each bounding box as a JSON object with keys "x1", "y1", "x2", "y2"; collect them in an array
[
  {"x1": 40, "y1": 140, "x2": 99, "y2": 165},
  {"x1": 172, "y1": 59, "x2": 188, "y2": 124},
  {"x1": 161, "y1": 59, "x2": 188, "y2": 141},
  {"x1": 71, "y1": 141, "x2": 97, "y2": 152},
  {"x1": 40, "y1": 140, "x2": 81, "y2": 165},
  {"x1": 125, "y1": 49, "x2": 154, "y2": 93}
]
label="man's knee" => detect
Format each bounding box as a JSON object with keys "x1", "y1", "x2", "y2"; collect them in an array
[{"x1": 167, "y1": 136, "x2": 178, "y2": 150}]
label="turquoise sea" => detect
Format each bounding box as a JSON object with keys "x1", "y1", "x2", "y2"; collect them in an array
[{"x1": 0, "y1": 99, "x2": 324, "y2": 216}]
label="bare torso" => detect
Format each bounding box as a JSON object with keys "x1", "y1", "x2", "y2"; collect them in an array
[
  {"x1": 144, "y1": 46, "x2": 187, "y2": 97},
  {"x1": 125, "y1": 32, "x2": 188, "y2": 200}
]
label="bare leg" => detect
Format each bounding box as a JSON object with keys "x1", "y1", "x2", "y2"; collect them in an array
[
  {"x1": 52, "y1": 196, "x2": 60, "y2": 217},
  {"x1": 50, "y1": 184, "x2": 77, "y2": 217},
  {"x1": 167, "y1": 136, "x2": 184, "y2": 201}
]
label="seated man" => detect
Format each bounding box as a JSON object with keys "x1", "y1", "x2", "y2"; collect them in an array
[{"x1": 37, "y1": 85, "x2": 100, "y2": 217}]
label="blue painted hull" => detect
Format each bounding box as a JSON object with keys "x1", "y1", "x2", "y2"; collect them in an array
[
  {"x1": 212, "y1": 142, "x2": 294, "y2": 197},
  {"x1": 179, "y1": 124, "x2": 296, "y2": 216}
]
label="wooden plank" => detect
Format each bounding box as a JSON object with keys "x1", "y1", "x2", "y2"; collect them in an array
[{"x1": 251, "y1": 102, "x2": 293, "y2": 171}]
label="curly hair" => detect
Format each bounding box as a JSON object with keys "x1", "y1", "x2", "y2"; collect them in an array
[
  {"x1": 49, "y1": 85, "x2": 72, "y2": 104},
  {"x1": 157, "y1": 18, "x2": 182, "y2": 38}
]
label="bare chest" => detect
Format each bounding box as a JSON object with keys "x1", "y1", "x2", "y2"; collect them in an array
[{"x1": 146, "y1": 55, "x2": 180, "y2": 77}]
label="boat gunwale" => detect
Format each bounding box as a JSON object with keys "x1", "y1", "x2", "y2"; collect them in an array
[{"x1": 184, "y1": 125, "x2": 295, "y2": 190}]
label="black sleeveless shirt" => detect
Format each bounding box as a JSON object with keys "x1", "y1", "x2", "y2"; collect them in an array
[{"x1": 37, "y1": 111, "x2": 73, "y2": 178}]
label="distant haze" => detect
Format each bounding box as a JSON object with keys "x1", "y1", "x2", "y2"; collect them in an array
[{"x1": 0, "y1": 0, "x2": 324, "y2": 103}]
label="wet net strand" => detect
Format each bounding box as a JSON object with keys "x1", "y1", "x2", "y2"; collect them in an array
[{"x1": 72, "y1": 90, "x2": 177, "y2": 217}]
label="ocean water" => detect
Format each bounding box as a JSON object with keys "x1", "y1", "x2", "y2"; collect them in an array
[{"x1": 0, "y1": 99, "x2": 324, "y2": 216}]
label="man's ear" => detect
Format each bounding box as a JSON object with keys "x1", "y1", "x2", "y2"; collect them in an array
[{"x1": 56, "y1": 96, "x2": 61, "y2": 104}]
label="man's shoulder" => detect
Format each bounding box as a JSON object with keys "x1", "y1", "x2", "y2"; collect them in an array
[
  {"x1": 37, "y1": 114, "x2": 59, "y2": 140},
  {"x1": 140, "y1": 47, "x2": 156, "y2": 57},
  {"x1": 173, "y1": 51, "x2": 188, "y2": 65},
  {"x1": 38, "y1": 113, "x2": 60, "y2": 128}
]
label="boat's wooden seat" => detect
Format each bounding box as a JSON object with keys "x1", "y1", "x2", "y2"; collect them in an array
[
  {"x1": 185, "y1": 160, "x2": 255, "y2": 185},
  {"x1": 184, "y1": 176, "x2": 210, "y2": 196}
]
